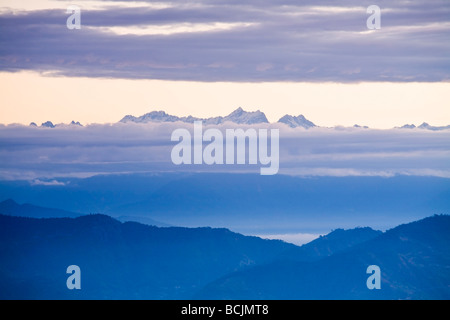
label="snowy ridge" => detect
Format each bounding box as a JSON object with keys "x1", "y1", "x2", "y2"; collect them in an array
[{"x1": 120, "y1": 107, "x2": 269, "y2": 125}]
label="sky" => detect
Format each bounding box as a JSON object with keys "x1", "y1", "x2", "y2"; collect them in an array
[
  {"x1": 0, "y1": 0, "x2": 449, "y2": 128},
  {"x1": 0, "y1": 1, "x2": 449, "y2": 243}
]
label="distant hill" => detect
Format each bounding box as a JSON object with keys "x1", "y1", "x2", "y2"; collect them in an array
[
  {"x1": 195, "y1": 215, "x2": 450, "y2": 300},
  {"x1": 1, "y1": 213, "x2": 448, "y2": 299},
  {"x1": 1, "y1": 174, "x2": 449, "y2": 234},
  {"x1": 278, "y1": 227, "x2": 382, "y2": 262},
  {"x1": 0, "y1": 214, "x2": 296, "y2": 299},
  {"x1": 0, "y1": 198, "x2": 173, "y2": 227},
  {"x1": 103, "y1": 174, "x2": 450, "y2": 233},
  {"x1": 0, "y1": 198, "x2": 81, "y2": 218}
]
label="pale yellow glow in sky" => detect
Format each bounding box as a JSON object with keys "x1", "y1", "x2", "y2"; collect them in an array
[
  {"x1": 90, "y1": 22, "x2": 257, "y2": 36},
  {"x1": 0, "y1": 71, "x2": 449, "y2": 128},
  {"x1": 0, "y1": 0, "x2": 163, "y2": 12}
]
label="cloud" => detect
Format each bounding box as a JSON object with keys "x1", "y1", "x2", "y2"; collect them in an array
[
  {"x1": 90, "y1": 22, "x2": 257, "y2": 36},
  {"x1": 0, "y1": 0, "x2": 449, "y2": 81},
  {"x1": 30, "y1": 179, "x2": 66, "y2": 186},
  {"x1": 0, "y1": 122, "x2": 449, "y2": 180}
]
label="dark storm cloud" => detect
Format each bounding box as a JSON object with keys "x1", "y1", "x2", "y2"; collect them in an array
[{"x1": 0, "y1": 0, "x2": 449, "y2": 81}]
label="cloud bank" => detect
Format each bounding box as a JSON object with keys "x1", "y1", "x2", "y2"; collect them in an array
[
  {"x1": 0, "y1": 0, "x2": 449, "y2": 81},
  {"x1": 0, "y1": 122, "x2": 449, "y2": 180}
]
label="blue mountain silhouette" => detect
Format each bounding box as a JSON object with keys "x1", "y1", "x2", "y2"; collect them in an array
[
  {"x1": 1, "y1": 174, "x2": 449, "y2": 233},
  {"x1": 195, "y1": 215, "x2": 450, "y2": 299},
  {"x1": 0, "y1": 213, "x2": 448, "y2": 299},
  {"x1": 0, "y1": 198, "x2": 80, "y2": 218},
  {"x1": 0, "y1": 214, "x2": 294, "y2": 299}
]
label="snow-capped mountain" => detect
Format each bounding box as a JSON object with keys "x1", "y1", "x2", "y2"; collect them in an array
[
  {"x1": 399, "y1": 124, "x2": 416, "y2": 129},
  {"x1": 120, "y1": 111, "x2": 181, "y2": 124},
  {"x1": 24, "y1": 111, "x2": 449, "y2": 130},
  {"x1": 418, "y1": 122, "x2": 450, "y2": 131},
  {"x1": 277, "y1": 114, "x2": 316, "y2": 129},
  {"x1": 32, "y1": 121, "x2": 83, "y2": 128},
  {"x1": 222, "y1": 107, "x2": 268, "y2": 124},
  {"x1": 119, "y1": 107, "x2": 269, "y2": 125},
  {"x1": 398, "y1": 122, "x2": 450, "y2": 131}
]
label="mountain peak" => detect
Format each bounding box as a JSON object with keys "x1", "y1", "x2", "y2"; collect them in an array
[
  {"x1": 400, "y1": 124, "x2": 416, "y2": 129},
  {"x1": 419, "y1": 122, "x2": 450, "y2": 131},
  {"x1": 70, "y1": 121, "x2": 83, "y2": 126},
  {"x1": 418, "y1": 122, "x2": 430, "y2": 129},
  {"x1": 224, "y1": 108, "x2": 268, "y2": 124},
  {"x1": 41, "y1": 121, "x2": 55, "y2": 128},
  {"x1": 278, "y1": 114, "x2": 316, "y2": 128},
  {"x1": 120, "y1": 110, "x2": 180, "y2": 123},
  {"x1": 398, "y1": 122, "x2": 450, "y2": 131}
]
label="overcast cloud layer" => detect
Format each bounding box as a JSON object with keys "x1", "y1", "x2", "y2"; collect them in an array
[
  {"x1": 0, "y1": 0, "x2": 449, "y2": 81},
  {"x1": 0, "y1": 122, "x2": 449, "y2": 180}
]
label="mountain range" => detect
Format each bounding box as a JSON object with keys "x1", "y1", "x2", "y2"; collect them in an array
[
  {"x1": 399, "y1": 122, "x2": 450, "y2": 131},
  {"x1": 195, "y1": 214, "x2": 450, "y2": 299},
  {"x1": 0, "y1": 213, "x2": 448, "y2": 299},
  {"x1": 0, "y1": 198, "x2": 80, "y2": 219},
  {"x1": 0, "y1": 213, "x2": 296, "y2": 299},
  {"x1": 0, "y1": 198, "x2": 169, "y2": 227},
  {"x1": 1, "y1": 174, "x2": 449, "y2": 234},
  {"x1": 24, "y1": 107, "x2": 450, "y2": 130},
  {"x1": 30, "y1": 120, "x2": 83, "y2": 128},
  {"x1": 120, "y1": 107, "x2": 269, "y2": 126}
]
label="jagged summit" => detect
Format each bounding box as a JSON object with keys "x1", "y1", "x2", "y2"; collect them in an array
[
  {"x1": 41, "y1": 121, "x2": 55, "y2": 128},
  {"x1": 224, "y1": 107, "x2": 268, "y2": 124},
  {"x1": 70, "y1": 121, "x2": 83, "y2": 126},
  {"x1": 277, "y1": 114, "x2": 316, "y2": 129},
  {"x1": 121, "y1": 111, "x2": 180, "y2": 123},
  {"x1": 29, "y1": 121, "x2": 83, "y2": 128}
]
